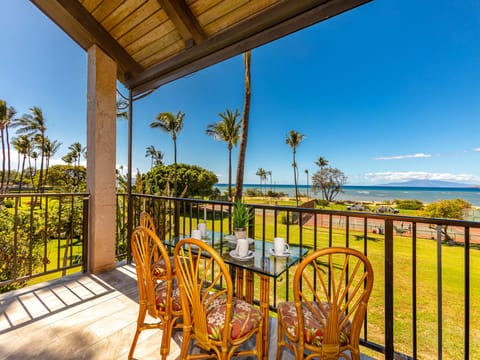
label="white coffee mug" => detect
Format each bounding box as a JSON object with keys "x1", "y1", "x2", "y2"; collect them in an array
[
  {"x1": 235, "y1": 238, "x2": 250, "y2": 257},
  {"x1": 198, "y1": 222, "x2": 207, "y2": 236},
  {"x1": 274, "y1": 237, "x2": 289, "y2": 255},
  {"x1": 191, "y1": 229, "x2": 202, "y2": 240}
]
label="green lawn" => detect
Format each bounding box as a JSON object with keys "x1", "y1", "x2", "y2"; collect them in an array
[{"x1": 185, "y1": 211, "x2": 478, "y2": 359}]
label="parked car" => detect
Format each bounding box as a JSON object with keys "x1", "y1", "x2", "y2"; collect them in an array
[
  {"x1": 376, "y1": 205, "x2": 399, "y2": 214},
  {"x1": 347, "y1": 203, "x2": 366, "y2": 211}
]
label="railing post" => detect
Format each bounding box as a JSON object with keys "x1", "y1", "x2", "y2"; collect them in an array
[
  {"x1": 384, "y1": 219, "x2": 394, "y2": 359},
  {"x1": 82, "y1": 196, "x2": 89, "y2": 273}
]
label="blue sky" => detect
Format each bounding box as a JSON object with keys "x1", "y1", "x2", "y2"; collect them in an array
[{"x1": 2, "y1": 0, "x2": 480, "y2": 185}]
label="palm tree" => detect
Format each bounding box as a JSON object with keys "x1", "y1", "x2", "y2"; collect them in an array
[
  {"x1": 0, "y1": 100, "x2": 7, "y2": 191},
  {"x1": 17, "y1": 106, "x2": 47, "y2": 192},
  {"x1": 206, "y1": 108, "x2": 241, "y2": 201},
  {"x1": 5, "y1": 106, "x2": 17, "y2": 190},
  {"x1": 316, "y1": 156, "x2": 329, "y2": 169},
  {"x1": 154, "y1": 150, "x2": 164, "y2": 166},
  {"x1": 11, "y1": 135, "x2": 31, "y2": 193},
  {"x1": 145, "y1": 145, "x2": 158, "y2": 168},
  {"x1": 150, "y1": 111, "x2": 185, "y2": 195},
  {"x1": 315, "y1": 156, "x2": 329, "y2": 200},
  {"x1": 43, "y1": 137, "x2": 62, "y2": 182},
  {"x1": 235, "y1": 50, "x2": 252, "y2": 202},
  {"x1": 68, "y1": 142, "x2": 86, "y2": 168},
  {"x1": 267, "y1": 170, "x2": 272, "y2": 193},
  {"x1": 256, "y1": 168, "x2": 267, "y2": 195},
  {"x1": 286, "y1": 130, "x2": 305, "y2": 206},
  {"x1": 116, "y1": 98, "x2": 129, "y2": 120}
]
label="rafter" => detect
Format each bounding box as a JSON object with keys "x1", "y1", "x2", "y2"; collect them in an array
[
  {"x1": 128, "y1": 0, "x2": 372, "y2": 95},
  {"x1": 157, "y1": 0, "x2": 206, "y2": 48},
  {"x1": 54, "y1": 0, "x2": 144, "y2": 77}
]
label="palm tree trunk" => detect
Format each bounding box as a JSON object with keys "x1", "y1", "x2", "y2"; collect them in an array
[
  {"x1": 173, "y1": 136, "x2": 177, "y2": 197},
  {"x1": 235, "y1": 50, "x2": 251, "y2": 202},
  {"x1": 228, "y1": 145, "x2": 232, "y2": 201},
  {"x1": 293, "y1": 151, "x2": 299, "y2": 206},
  {"x1": 6, "y1": 126, "x2": 11, "y2": 191},
  {"x1": 38, "y1": 135, "x2": 45, "y2": 193},
  {"x1": 1, "y1": 128, "x2": 5, "y2": 192}
]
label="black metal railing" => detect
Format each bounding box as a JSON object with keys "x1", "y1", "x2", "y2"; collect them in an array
[
  {"x1": 0, "y1": 193, "x2": 89, "y2": 292},
  {"x1": 119, "y1": 193, "x2": 480, "y2": 360}
]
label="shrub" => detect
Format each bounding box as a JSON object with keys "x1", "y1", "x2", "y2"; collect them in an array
[
  {"x1": 395, "y1": 199, "x2": 424, "y2": 210},
  {"x1": 315, "y1": 199, "x2": 330, "y2": 207},
  {"x1": 279, "y1": 211, "x2": 299, "y2": 225}
]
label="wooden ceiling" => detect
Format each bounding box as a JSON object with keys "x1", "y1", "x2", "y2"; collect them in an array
[{"x1": 31, "y1": 0, "x2": 372, "y2": 96}]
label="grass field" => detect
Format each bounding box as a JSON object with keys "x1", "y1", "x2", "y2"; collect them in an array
[{"x1": 19, "y1": 197, "x2": 480, "y2": 359}]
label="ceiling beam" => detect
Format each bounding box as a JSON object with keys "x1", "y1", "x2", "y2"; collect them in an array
[
  {"x1": 157, "y1": 0, "x2": 206, "y2": 47},
  {"x1": 128, "y1": 0, "x2": 372, "y2": 96},
  {"x1": 33, "y1": 0, "x2": 144, "y2": 79}
]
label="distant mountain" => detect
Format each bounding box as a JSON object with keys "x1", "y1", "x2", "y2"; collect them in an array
[{"x1": 379, "y1": 180, "x2": 476, "y2": 188}]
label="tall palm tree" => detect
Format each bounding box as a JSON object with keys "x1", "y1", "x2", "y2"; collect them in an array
[
  {"x1": 11, "y1": 135, "x2": 31, "y2": 193},
  {"x1": 256, "y1": 167, "x2": 267, "y2": 195},
  {"x1": 286, "y1": 130, "x2": 305, "y2": 206},
  {"x1": 316, "y1": 156, "x2": 329, "y2": 169},
  {"x1": 145, "y1": 145, "x2": 157, "y2": 168},
  {"x1": 5, "y1": 106, "x2": 17, "y2": 190},
  {"x1": 43, "y1": 137, "x2": 62, "y2": 182},
  {"x1": 68, "y1": 142, "x2": 86, "y2": 168},
  {"x1": 0, "y1": 100, "x2": 7, "y2": 191},
  {"x1": 154, "y1": 150, "x2": 164, "y2": 166},
  {"x1": 235, "y1": 50, "x2": 252, "y2": 202},
  {"x1": 267, "y1": 170, "x2": 272, "y2": 193},
  {"x1": 17, "y1": 106, "x2": 47, "y2": 192},
  {"x1": 150, "y1": 111, "x2": 185, "y2": 195},
  {"x1": 206, "y1": 108, "x2": 241, "y2": 201},
  {"x1": 315, "y1": 156, "x2": 329, "y2": 200}
]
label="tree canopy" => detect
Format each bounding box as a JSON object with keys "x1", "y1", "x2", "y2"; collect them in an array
[
  {"x1": 311, "y1": 166, "x2": 347, "y2": 201},
  {"x1": 140, "y1": 163, "x2": 218, "y2": 198}
]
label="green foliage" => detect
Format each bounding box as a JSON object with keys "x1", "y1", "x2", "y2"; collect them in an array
[
  {"x1": 315, "y1": 199, "x2": 330, "y2": 207},
  {"x1": 394, "y1": 199, "x2": 424, "y2": 210},
  {"x1": 0, "y1": 208, "x2": 43, "y2": 293},
  {"x1": 279, "y1": 211, "x2": 299, "y2": 225},
  {"x1": 45, "y1": 164, "x2": 86, "y2": 191},
  {"x1": 245, "y1": 188, "x2": 263, "y2": 197},
  {"x1": 142, "y1": 163, "x2": 218, "y2": 198},
  {"x1": 266, "y1": 190, "x2": 287, "y2": 198},
  {"x1": 232, "y1": 200, "x2": 253, "y2": 229},
  {"x1": 422, "y1": 198, "x2": 471, "y2": 220}
]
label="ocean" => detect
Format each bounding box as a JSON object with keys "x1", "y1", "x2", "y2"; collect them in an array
[{"x1": 215, "y1": 184, "x2": 480, "y2": 207}]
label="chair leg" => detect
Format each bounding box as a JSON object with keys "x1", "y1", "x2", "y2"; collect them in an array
[
  {"x1": 160, "y1": 317, "x2": 176, "y2": 360},
  {"x1": 128, "y1": 303, "x2": 147, "y2": 359},
  {"x1": 276, "y1": 317, "x2": 283, "y2": 360},
  {"x1": 180, "y1": 325, "x2": 191, "y2": 359},
  {"x1": 256, "y1": 319, "x2": 263, "y2": 360}
]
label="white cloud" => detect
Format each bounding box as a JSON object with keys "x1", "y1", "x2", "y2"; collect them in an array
[
  {"x1": 364, "y1": 171, "x2": 480, "y2": 183},
  {"x1": 474, "y1": 148, "x2": 480, "y2": 152},
  {"x1": 374, "y1": 153, "x2": 432, "y2": 160}
]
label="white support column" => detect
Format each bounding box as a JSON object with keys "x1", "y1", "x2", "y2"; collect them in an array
[{"x1": 86, "y1": 45, "x2": 117, "y2": 274}]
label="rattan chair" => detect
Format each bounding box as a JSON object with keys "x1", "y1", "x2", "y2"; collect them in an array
[
  {"x1": 128, "y1": 226, "x2": 182, "y2": 360},
  {"x1": 139, "y1": 211, "x2": 156, "y2": 232},
  {"x1": 277, "y1": 247, "x2": 374, "y2": 360},
  {"x1": 174, "y1": 238, "x2": 263, "y2": 360}
]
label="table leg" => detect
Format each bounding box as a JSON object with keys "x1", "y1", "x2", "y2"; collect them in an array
[
  {"x1": 236, "y1": 268, "x2": 244, "y2": 299},
  {"x1": 260, "y1": 275, "x2": 269, "y2": 360},
  {"x1": 246, "y1": 271, "x2": 254, "y2": 303}
]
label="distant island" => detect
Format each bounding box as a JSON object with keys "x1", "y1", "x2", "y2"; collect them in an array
[{"x1": 378, "y1": 180, "x2": 476, "y2": 188}]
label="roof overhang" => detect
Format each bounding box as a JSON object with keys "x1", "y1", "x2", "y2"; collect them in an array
[{"x1": 31, "y1": 0, "x2": 372, "y2": 97}]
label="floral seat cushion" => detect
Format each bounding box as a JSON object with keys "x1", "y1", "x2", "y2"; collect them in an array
[
  {"x1": 155, "y1": 277, "x2": 182, "y2": 311},
  {"x1": 204, "y1": 295, "x2": 263, "y2": 341},
  {"x1": 277, "y1": 301, "x2": 351, "y2": 346},
  {"x1": 152, "y1": 256, "x2": 176, "y2": 277}
]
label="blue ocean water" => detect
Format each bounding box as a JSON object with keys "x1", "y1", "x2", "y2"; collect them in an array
[{"x1": 215, "y1": 184, "x2": 480, "y2": 207}]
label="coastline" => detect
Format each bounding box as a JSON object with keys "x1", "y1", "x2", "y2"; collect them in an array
[{"x1": 215, "y1": 184, "x2": 480, "y2": 207}]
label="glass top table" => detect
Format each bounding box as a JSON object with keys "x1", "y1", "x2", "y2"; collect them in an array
[{"x1": 163, "y1": 232, "x2": 308, "y2": 278}]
